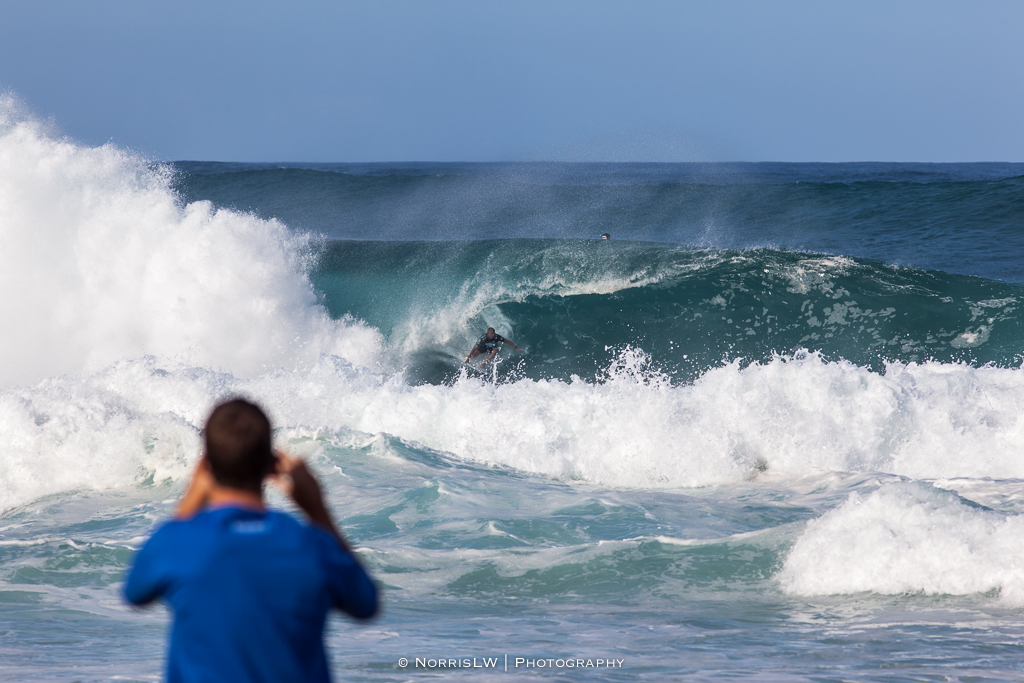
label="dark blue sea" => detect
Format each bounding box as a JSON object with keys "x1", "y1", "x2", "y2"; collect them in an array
[{"x1": 3, "y1": 101, "x2": 1024, "y2": 681}]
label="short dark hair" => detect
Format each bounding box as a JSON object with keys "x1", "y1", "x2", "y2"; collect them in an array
[{"x1": 204, "y1": 398, "x2": 274, "y2": 492}]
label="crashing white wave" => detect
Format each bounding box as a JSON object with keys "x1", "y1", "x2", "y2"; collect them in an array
[
  {"x1": 779, "y1": 481, "x2": 1024, "y2": 605},
  {"x1": 0, "y1": 96, "x2": 384, "y2": 387},
  {"x1": 5, "y1": 347, "x2": 1024, "y2": 512}
]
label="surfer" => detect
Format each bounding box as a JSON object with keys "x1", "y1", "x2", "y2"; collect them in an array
[
  {"x1": 465, "y1": 327, "x2": 521, "y2": 365},
  {"x1": 124, "y1": 398, "x2": 377, "y2": 682}
]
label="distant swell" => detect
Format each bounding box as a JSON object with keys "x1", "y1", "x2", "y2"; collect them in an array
[{"x1": 174, "y1": 161, "x2": 1024, "y2": 283}]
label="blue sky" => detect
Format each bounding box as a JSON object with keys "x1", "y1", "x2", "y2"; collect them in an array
[{"x1": 2, "y1": 0, "x2": 1021, "y2": 162}]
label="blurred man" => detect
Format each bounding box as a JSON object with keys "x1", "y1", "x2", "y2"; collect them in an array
[{"x1": 124, "y1": 398, "x2": 377, "y2": 683}]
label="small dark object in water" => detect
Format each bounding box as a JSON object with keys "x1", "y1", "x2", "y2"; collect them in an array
[{"x1": 601, "y1": 233, "x2": 611, "y2": 240}]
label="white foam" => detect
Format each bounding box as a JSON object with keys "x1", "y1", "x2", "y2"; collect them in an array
[
  {"x1": 7, "y1": 346, "x2": 1024, "y2": 511},
  {"x1": 0, "y1": 96, "x2": 384, "y2": 387},
  {"x1": 335, "y1": 347, "x2": 1024, "y2": 488},
  {"x1": 0, "y1": 363, "x2": 199, "y2": 511},
  {"x1": 778, "y1": 482, "x2": 1024, "y2": 605},
  {"x1": 255, "y1": 348, "x2": 1024, "y2": 489}
]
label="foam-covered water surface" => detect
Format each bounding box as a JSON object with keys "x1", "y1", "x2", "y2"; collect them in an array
[{"x1": 4, "y1": 97, "x2": 1024, "y2": 680}]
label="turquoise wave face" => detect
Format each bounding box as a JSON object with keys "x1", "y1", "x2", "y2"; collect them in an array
[{"x1": 310, "y1": 239, "x2": 1024, "y2": 385}]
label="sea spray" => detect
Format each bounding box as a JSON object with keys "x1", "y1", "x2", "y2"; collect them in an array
[{"x1": 0, "y1": 98, "x2": 384, "y2": 387}]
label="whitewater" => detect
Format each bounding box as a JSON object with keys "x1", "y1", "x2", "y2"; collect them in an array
[{"x1": 3, "y1": 96, "x2": 1024, "y2": 681}]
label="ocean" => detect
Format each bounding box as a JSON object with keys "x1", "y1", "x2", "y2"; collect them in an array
[{"x1": 2, "y1": 100, "x2": 1024, "y2": 681}]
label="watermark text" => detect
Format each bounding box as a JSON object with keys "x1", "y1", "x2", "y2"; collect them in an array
[{"x1": 396, "y1": 655, "x2": 625, "y2": 671}]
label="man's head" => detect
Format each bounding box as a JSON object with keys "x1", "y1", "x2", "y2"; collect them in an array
[
  {"x1": 204, "y1": 398, "x2": 274, "y2": 493},
  {"x1": 486, "y1": 327, "x2": 495, "y2": 338}
]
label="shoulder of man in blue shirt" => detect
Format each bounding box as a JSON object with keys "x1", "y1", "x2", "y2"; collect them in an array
[{"x1": 124, "y1": 506, "x2": 378, "y2": 619}]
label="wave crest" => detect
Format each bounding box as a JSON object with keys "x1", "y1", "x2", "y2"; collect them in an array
[{"x1": 0, "y1": 98, "x2": 384, "y2": 387}]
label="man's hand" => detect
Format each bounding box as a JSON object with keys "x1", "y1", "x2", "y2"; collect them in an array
[
  {"x1": 271, "y1": 451, "x2": 352, "y2": 553},
  {"x1": 175, "y1": 459, "x2": 216, "y2": 519}
]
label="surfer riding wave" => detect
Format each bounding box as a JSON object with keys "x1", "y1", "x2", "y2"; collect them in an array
[{"x1": 465, "y1": 328, "x2": 521, "y2": 366}]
